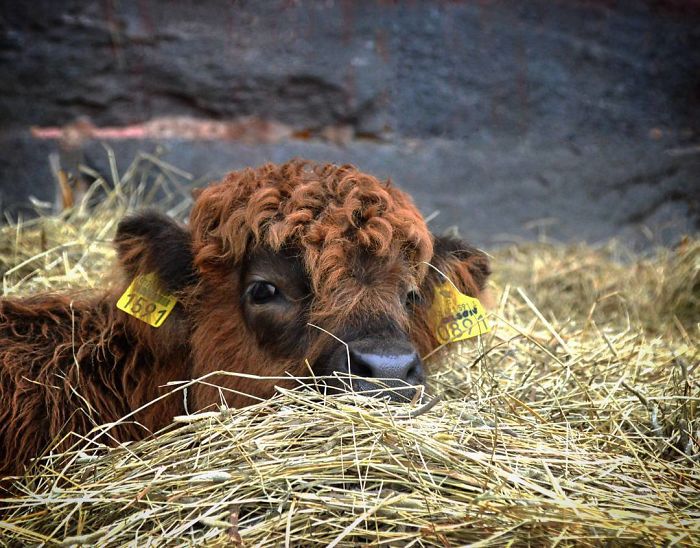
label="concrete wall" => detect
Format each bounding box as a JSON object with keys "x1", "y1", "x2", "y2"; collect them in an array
[{"x1": 1, "y1": 0, "x2": 698, "y2": 247}]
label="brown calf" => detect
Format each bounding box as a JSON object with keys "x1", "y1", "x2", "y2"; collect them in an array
[{"x1": 0, "y1": 160, "x2": 490, "y2": 477}]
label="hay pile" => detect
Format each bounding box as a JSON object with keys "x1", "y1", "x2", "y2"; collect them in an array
[{"x1": 0, "y1": 155, "x2": 698, "y2": 546}]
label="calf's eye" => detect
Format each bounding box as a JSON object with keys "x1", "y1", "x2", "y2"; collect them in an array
[
  {"x1": 247, "y1": 281, "x2": 280, "y2": 304},
  {"x1": 405, "y1": 289, "x2": 422, "y2": 308}
]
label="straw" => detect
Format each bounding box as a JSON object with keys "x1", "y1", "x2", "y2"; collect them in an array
[{"x1": 0, "y1": 154, "x2": 697, "y2": 546}]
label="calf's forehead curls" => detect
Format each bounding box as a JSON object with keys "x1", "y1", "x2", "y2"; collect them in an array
[{"x1": 190, "y1": 160, "x2": 434, "y2": 315}]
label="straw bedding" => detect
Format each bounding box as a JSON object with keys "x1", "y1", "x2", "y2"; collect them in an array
[{"x1": 0, "y1": 154, "x2": 698, "y2": 546}]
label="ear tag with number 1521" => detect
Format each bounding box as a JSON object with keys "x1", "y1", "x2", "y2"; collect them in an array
[
  {"x1": 116, "y1": 273, "x2": 177, "y2": 328},
  {"x1": 429, "y1": 281, "x2": 490, "y2": 344}
]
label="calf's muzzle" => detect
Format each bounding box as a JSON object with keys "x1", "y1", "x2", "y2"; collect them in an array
[{"x1": 324, "y1": 336, "x2": 426, "y2": 401}]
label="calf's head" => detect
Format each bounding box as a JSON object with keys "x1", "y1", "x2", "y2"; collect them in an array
[{"x1": 115, "y1": 161, "x2": 490, "y2": 408}]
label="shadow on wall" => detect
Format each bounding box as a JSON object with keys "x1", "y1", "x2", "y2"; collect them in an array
[{"x1": 0, "y1": 0, "x2": 698, "y2": 247}]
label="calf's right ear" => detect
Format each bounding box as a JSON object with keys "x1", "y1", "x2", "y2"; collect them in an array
[{"x1": 114, "y1": 210, "x2": 197, "y2": 293}]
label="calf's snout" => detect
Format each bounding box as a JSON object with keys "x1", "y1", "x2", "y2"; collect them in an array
[
  {"x1": 324, "y1": 336, "x2": 426, "y2": 401},
  {"x1": 347, "y1": 339, "x2": 423, "y2": 384}
]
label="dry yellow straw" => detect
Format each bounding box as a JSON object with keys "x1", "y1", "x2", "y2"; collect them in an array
[{"x1": 0, "y1": 153, "x2": 698, "y2": 546}]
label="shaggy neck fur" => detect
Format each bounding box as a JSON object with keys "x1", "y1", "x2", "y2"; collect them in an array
[{"x1": 0, "y1": 289, "x2": 191, "y2": 478}]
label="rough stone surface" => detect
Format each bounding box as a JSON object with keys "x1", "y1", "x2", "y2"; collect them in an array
[{"x1": 1, "y1": 0, "x2": 698, "y2": 247}]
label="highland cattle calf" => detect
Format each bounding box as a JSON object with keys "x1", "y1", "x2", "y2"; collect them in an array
[{"x1": 0, "y1": 160, "x2": 490, "y2": 477}]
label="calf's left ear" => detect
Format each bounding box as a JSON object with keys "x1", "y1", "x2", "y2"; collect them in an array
[
  {"x1": 114, "y1": 210, "x2": 197, "y2": 293},
  {"x1": 423, "y1": 234, "x2": 491, "y2": 298},
  {"x1": 409, "y1": 234, "x2": 491, "y2": 355}
]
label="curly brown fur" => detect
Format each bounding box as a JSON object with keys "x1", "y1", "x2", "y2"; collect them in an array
[
  {"x1": 0, "y1": 294, "x2": 190, "y2": 478},
  {"x1": 0, "y1": 159, "x2": 490, "y2": 479}
]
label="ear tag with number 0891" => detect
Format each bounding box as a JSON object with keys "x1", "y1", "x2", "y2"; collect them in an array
[
  {"x1": 429, "y1": 281, "x2": 490, "y2": 344},
  {"x1": 116, "y1": 273, "x2": 177, "y2": 328}
]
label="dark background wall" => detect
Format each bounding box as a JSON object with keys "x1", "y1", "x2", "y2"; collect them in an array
[{"x1": 1, "y1": 0, "x2": 698, "y2": 247}]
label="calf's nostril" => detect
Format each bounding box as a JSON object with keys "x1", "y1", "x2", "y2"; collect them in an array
[{"x1": 348, "y1": 350, "x2": 373, "y2": 378}]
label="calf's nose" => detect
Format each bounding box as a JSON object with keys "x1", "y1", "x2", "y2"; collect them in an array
[
  {"x1": 349, "y1": 346, "x2": 423, "y2": 384},
  {"x1": 321, "y1": 336, "x2": 427, "y2": 401}
]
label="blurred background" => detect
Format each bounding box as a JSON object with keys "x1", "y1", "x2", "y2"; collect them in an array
[{"x1": 0, "y1": 0, "x2": 698, "y2": 248}]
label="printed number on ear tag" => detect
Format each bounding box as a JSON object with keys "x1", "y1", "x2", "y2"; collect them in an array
[
  {"x1": 429, "y1": 282, "x2": 490, "y2": 344},
  {"x1": 116, "y1": 273, "x2": 177, "y2": 328}
]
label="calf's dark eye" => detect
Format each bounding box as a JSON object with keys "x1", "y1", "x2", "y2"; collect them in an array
[
  {"x1": 405, "y1": 289, "x2": 422, "y2": 308},
  {"x1": 247, "y1": 281, "x2": 280, "y2": 304}
]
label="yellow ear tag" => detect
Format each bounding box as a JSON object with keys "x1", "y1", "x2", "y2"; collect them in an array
[
  {"x1": 116, "y1": 273, "x2": 177, "y2": 328},
  {"x1": 429, "y1": 282, "x2": 490, "y2": 344}
]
